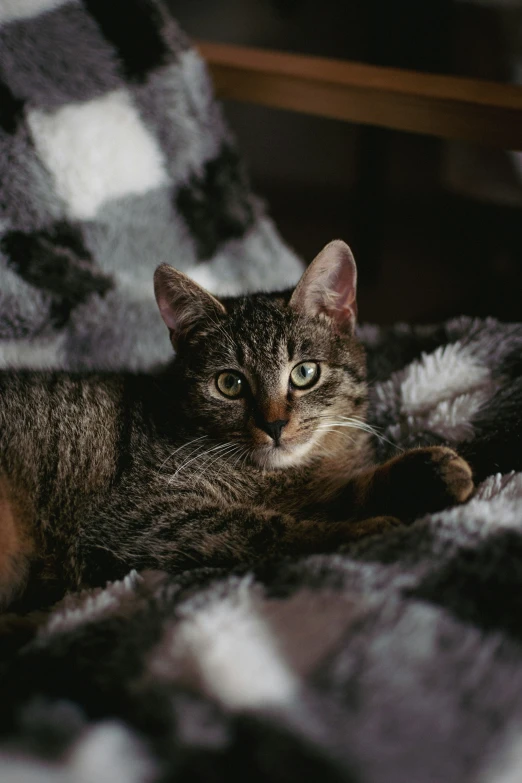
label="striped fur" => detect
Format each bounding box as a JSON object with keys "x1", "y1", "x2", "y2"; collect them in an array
[{"x1": 0, "y1": 243, "x2": 473, "y2": 608}]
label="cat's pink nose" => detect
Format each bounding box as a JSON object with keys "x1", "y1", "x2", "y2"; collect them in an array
[{"x1": 260, "y1": 419, "x2": 288, "y2": 445}]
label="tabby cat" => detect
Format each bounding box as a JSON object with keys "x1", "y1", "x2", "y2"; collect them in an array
[{"x1": 0, "y1": 240, "x2": 473, "y2": 609}]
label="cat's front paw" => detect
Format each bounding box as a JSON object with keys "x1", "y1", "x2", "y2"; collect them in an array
[
  {"x1": 377, "y1": 446, "x2": 474, "y2": 521},
  {"x1": 425, "y1": 446, "x2": 474, "y2": 505}
]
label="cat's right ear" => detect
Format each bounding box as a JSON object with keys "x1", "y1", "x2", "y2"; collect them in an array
[{"x1": 154, "y1": 264, "x2": 226, "y2": 348}]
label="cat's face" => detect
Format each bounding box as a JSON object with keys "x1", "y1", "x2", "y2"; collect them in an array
[
  {"x1": 155, "y1": 240, "x2": 367, "y2": 470},
  {"x1": 174, "y1": 295, "x2": 366, "y2": 468}
]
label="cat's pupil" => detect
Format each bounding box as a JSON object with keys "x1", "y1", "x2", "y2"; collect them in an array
[
  {"x1": 217, "y1": 371, "x2": 243, "y2": 398},
  {"x1": 290, "y1": 361, "x2": 319, "y2": 388}
]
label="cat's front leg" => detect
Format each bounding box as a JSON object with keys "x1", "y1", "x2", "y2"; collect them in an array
[
  {"x1": 348, "y1": 446, "x2": 474, "y2": 524},
  {"x1": 77, "y1": 500, "x2": 405, "y2": 586}
]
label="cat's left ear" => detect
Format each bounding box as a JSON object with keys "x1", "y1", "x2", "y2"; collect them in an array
[
  {"x1": 154, "y1": 264, "x2": 226, "y2": 348},
  {"x1": 289, "y1": 239, "x2": 357, "y2": 332}
]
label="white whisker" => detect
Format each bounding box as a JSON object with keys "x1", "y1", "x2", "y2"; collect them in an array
[
  {"x1": 169, "y1": 442, "x2": 229, "y2": 483},
  {"x1": 231, "y1": 446, "x2": 248, "y2": 470},
  {"x1": 316, "y1": 424, "x2": 358, "y2": 445},
  {"x1": 157, "y1": 435, "x2": 208, "y2": 473},
  {"x1": 192, "y1": 442, "x2": 238, "y2": 481},
  {"x1": 240, "y1": 448, "x2": 252, "y2": 469},
  {"x1": 201, "y1": 444, "x2": 240, "y2": 477},
  {"x1": 317, "y1": 418, "x2": 402, "y2": 451}
]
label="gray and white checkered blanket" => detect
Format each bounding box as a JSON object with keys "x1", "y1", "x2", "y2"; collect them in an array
[
  {"x1": 0, "y1": 0, "x2": 301, "y2": 371},
  {"x1": 1, "y1": 3, "x2": 522, "y2": 782}
]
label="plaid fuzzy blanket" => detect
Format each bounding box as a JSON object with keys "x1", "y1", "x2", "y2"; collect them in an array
[
  {"x1": 1, "y1": 317, "x2": 521, "y2": 783},
  {"x1": 0, "y1": 0, "x2": 301, "y2": 371},
  {"x1": 1, "y1": 3, "x2": 522, "y2": 783}
]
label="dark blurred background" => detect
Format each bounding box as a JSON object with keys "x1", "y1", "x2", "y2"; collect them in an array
[{"x1": 167, "y1": 0, "x2": 522, "y2": 324}]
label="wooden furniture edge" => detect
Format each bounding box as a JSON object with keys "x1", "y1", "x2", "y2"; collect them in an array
[{"x1": 196, "y1": 40, "x2": 522, "y2": 149}]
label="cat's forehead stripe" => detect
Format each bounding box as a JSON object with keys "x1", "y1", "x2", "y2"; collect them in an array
[
  {"x1": 202, "y1": 297, "x2": 364, "y2": 386},
  {"x1": 235, "y1": 343, "x2": 245, "y2": 366}
]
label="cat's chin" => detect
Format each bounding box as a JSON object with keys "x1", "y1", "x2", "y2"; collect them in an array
[{"x1": 250, "y1": 441, "x2": 314, "y2": 470}]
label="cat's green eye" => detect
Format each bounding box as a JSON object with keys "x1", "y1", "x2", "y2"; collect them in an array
[
  {"x1": 216, "y1": 371, "x2": 244, "y2": 398},
  {"x1": 290, "y1": 361, "x2": 320, "y2": 389}
]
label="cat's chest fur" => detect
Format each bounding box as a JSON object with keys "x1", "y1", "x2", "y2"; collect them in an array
[
  {"x1": 126, "y1": 405, "x2": 373, "y2": 517},
  {"x1": 155, "y1": 434, "x2": 372, "y2": 513}
]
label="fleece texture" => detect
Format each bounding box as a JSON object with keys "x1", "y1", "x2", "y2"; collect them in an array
[
  {"x1": 1, "y1": 317, "x2": 522, "y2": 783},
  {"x1": 0, "y1": 0, "x2": 302, "y2": 372}
]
